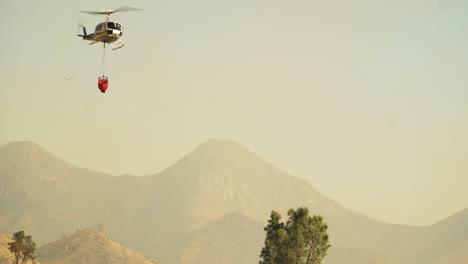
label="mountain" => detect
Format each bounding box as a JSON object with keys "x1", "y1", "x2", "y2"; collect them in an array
[
  {"x1": 109, "y1": 139, "x2": 423, "y2": 263},
  {"x1": 177, "y1": 213, "x2": 264, "y2": 264},
  {"x1": 0, "y1": 139, "x2": 467, "y2": 264},
  {"x1": 0, "y1": 141, "x2": 113, "y2": 244},
  {"x1": 36, "y1": 228, "x2": 158, "y2": 264},
  {"x1": 324, "y1": 247, "x2": 401, "y2": 264},
  {"x1": 402, "y1": 208, "x2": 468, "y2": 264}
]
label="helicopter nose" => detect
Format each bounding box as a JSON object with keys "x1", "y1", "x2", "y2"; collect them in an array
[{"x1": 111, "y1": 29, "x2": 121, "y2": 37}]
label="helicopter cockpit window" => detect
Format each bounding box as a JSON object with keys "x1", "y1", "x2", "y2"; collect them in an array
[
  {"x1": 105, "y1": 23, "x2": 122, "y2": 30},
  {"x1": 107, "y1": 22, "x2": 120, "y2": 29}
]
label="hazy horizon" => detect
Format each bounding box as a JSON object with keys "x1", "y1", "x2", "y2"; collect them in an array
[{"x1": 1, "y1": 0, "x2": 468, "y2": 226}]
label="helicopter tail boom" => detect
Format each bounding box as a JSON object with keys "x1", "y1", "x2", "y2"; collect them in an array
[{"x1": 78, "y1": 26, "x2": 96, "y2": 41}]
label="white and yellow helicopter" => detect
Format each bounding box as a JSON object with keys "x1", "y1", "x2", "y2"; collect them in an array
[{"x1": 78, "y1": 6, "x2": 141, "y2": 50}]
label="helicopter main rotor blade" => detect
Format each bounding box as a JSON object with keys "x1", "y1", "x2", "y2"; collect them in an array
[
  {"x1": 112, "y1": 6, "x2": 142, "y2": 13},
  {"x1": 79, "y1": 6, "x2": 141, "y2": 15},
  {"x1": 79, "y1": 10, "x2": 111, "y2": 15}
]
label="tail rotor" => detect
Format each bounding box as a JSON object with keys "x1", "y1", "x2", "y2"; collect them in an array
[{"x1": 77, "y1": 18, "x2": 85, "y2": 37}]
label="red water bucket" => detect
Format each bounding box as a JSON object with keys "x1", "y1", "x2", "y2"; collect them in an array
[{"x1": 98, "y1": 76, "x2": 109, "y2": 93}]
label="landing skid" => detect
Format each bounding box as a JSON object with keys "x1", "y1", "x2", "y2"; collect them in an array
[{"x1": 111, "y1": 40, "x2": 124, "y2": 50}]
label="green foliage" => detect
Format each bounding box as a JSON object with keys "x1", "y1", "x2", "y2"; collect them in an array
[
  {"x1": 259, "y1": 207, "x2": 331, "y2": 264},
  {"x1": 8, "y1": 231, "x2": 37, "y2": 264},
  {"x1": 259, "y1": 211, "x2": 286, "y2": 264}
]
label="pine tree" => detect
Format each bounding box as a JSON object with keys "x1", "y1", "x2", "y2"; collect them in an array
[
  {"x1": 260, "y1": 211, "x2": 287, "y2": 264},
  {"x1": 8, "y1": 231, "x2": 37, "y2": 264},
  {"x1": 304, "y1": 215, "x2": 330, "y2": 264},
  {"x1": 259, "y1": 207, "x2": 330, "y2": 264}
]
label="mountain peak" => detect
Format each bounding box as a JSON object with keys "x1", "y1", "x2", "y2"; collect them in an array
[
  {"x1": 196, "y1": 138, "x2": 253, "y2": 153},
  {"x1": 183, "y1": 138, "x2": 264, "y2": 166},
  {"x1": 73, "y1": 227, "x2": 103, "y2": 236},
  {"x1": 2, "y1": 140, "x2": 46, "y2": 152},
  {"x1": 36, "y1": 228, "x2": 158, "y2": 264},
  {"x1": 163, "y1": 138, "x2": 275, "y2": 183},
  {"x1": 0, "y1": 141, "x2": 62, "y2": 165},
  {"x1": 0, "y1": 141, "x2": 85, "y2": 185}
]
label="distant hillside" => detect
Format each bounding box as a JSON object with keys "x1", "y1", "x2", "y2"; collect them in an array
[
  {"x1": 0, "y1": 234, "x2": 40, "y2": 264},
  {"x1": 0, "y1": 141, "x2": 113, "y2": 245},
  {"x1": 1, "y1": 140, "x2": 467, "y2": 264},
  {"x1": 325, "y1": 247, "x2": 401, "y2": 264},
  {"x1": 177, "y1": 213, "x2": 264, "y2": 264},
  {"x1": 402, "y1": 208, "x2": 468, "y2": 264},
  {"x1": 36, "y1": 228, "x2": 158, "y2": 264},
  {"x1": 0, "y1": 234, "x2": 14, "y2": 264}
]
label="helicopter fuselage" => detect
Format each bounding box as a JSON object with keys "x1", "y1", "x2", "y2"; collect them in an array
[{"x1": 79, "y1": 21, "x2": 124, "y2": 46}]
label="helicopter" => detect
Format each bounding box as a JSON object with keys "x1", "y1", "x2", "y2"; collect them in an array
[{"x1": 78, "y1": 6, "x2": 141, "y2": 50}]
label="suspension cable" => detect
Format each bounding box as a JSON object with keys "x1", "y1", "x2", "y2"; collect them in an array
[{"x1": 100, "y1": 43, "x2": 107, "y2": 76}]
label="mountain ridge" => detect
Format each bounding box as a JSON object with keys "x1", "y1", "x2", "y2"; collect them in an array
[
  {"x1": 36, "y1": 228, "x2": 158, "y2": 264},
  {"x1": 0, "y1": 139, "x2": 467, "y2": 264}
]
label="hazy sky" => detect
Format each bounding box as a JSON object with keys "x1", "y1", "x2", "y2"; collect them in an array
[{"x1": 1, "y1": 0, "x2": 467, "y2": 226}]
